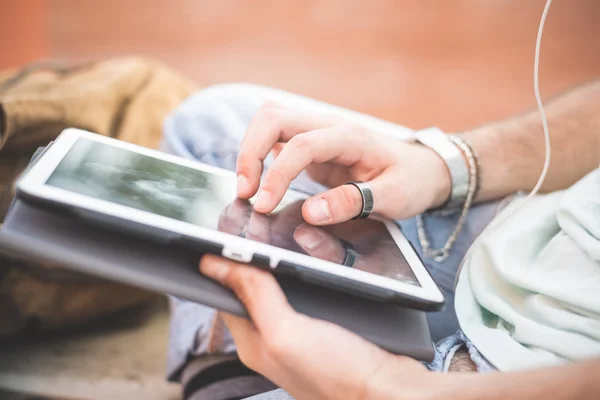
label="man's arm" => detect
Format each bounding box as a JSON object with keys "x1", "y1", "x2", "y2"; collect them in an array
[
  {"x1": 369, "y1": 357, "x2": 600, "y2": 400},
  {"x1": 456, "y1": 358, "x2": 600, "y2": 400},
  {"x1": 461, "y1": 80, "x2": 600, "y2": 202}
]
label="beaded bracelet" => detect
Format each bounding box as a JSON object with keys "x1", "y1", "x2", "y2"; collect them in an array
[{"x1": 416, "y1": 135, "x2": 479, "y2": 262}]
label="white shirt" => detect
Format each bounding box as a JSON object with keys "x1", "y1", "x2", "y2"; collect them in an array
[{"x1": 455, "y1": 168, "x2": 600, "y2": 371}]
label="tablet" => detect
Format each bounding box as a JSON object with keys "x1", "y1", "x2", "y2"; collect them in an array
[
  {"x1": 16, "y1": 128, "x2": 445, "y2": 310},
  {"x1": 0, "y1": 198, "x2": 435, "y2": 361}
]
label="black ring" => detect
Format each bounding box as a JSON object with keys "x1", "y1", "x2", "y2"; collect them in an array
[
  {"x1": 345, "y1": 181, "x2": 374, "y2": 219},
  {"x1": 340, "y1": 239, "x2": 357, "y2": 268}
]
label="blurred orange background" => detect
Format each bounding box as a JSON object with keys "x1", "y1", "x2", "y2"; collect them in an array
[{"x1": 2, "y1": 0, "x2": 599, "y2": 131}]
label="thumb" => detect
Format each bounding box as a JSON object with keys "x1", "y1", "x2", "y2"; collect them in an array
[{"x1": 302, "y1": 184, "x2": 365, "y2": 225}]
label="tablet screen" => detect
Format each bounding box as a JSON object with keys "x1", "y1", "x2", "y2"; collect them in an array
[{"x1": 46, "y1": 138, "x2": 420, "y2": 286}]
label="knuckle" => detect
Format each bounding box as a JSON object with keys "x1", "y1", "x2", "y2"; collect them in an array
[
  {"x1": 236, "y1": 151, "x2": 250, "y2": 166},
  {"x1": 227, "y1": 267, "x2": 271, "y2": 313},
  {"x1": 258, "y1": 107, "x2": 282, "y2": 125},
  {"x1": 225, "y1": 267, "x2": 253, "y2": 302},
  {"x1": 347, "y1": 124, "x2": 367, "y2": 138},
  {"x1": 321, "y1": 112, "x2": 346, "y2": 126},
  {"x1": 264, "y1": 167, "x2": 291, "y2": 190},
  {"x1": 356, "y1": 122, "x2": 371, "y2": 135},
  {"x1": 350, "y1": 125, "x2": 373, "y2": 147},
  {"x1": 371, "y1": 180, "x2": 392, "y2": 214},
  {"x1": 260, "y1": 99, "x2": 283, "y2": 110},
  {"x1": 236, "y1": 152, "x2": 252, "y2": 172},
  {"x1": 352, "y1": 128, "x2": 370, "y2": 150},
  {"x1": 237, "y1": 151, "x2": 261, "y2": 171},
  {"x1": 287, "y1": 135, "x2": 312, "y2": 152}
]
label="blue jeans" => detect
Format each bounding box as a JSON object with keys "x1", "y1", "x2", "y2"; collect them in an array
[{"x1": 161, "y1": 84, "x2": 498, "y2": 393}]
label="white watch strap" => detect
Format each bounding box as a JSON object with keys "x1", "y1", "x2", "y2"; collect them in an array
[{"x1": 410, "y1": 127, "x2": 469, "y2": 210}]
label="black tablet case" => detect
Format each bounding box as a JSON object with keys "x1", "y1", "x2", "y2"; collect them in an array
[{"x1": 0, "y1": 151, "x2": 434, "y2": 361}]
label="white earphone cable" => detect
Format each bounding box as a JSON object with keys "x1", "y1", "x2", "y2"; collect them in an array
[
  {"x1": 487, "y1": 0, "x2": 553, "y2": 227},
  {"x1": 452, "y1": 0, "x2": 554, "y2": 286},
  {"x1": 529, "y1": 0, "x2": 553, "y2": 199}
]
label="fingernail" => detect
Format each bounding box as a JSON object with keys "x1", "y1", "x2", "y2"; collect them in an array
[
  {"x1": 201, "y1": 258, "x2": 230, "y2": 283},
  {"x1": 296, "y1": 229, "x2": 324, "y2": 250},
  {"x1": 237, "y1": 174, "x2": 249, "y2": 194},
  {"x1": 307, "y1": 198, "x2": 330, "y2": 223},
  {"x1": 255, "y1": 189, "x2": 271, "y2": 210}
]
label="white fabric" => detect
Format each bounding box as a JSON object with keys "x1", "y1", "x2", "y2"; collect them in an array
[{"x1": 455, "y1": 168, "x2": 600, "y2": 371}]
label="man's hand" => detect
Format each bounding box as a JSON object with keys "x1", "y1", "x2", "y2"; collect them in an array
[
  {"x1": 235, "y1": 101, "x2": 451, "y2": 224},
  {"x1": 199, "y1": 254, "x2": 447, "y2": 400},
  {"x1": 238, "y1": 80, "x2": 600, "y2": 217},
  {"x1": 200, "y1": 254, "x2": 600, "y2": 400}
]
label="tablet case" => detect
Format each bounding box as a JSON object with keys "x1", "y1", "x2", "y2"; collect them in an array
[{"x1": 0, "y1": 150, "x2": 434, "y2": 361}]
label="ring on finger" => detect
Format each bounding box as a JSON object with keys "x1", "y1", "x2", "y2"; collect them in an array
[{"x1": 345, "y1": 181, "x2": 374, "y2": 220}]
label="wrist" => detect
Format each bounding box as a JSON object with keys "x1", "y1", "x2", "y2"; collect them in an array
[
  {"x1": 409, "y1": 128, "x2": 468, "y2": 211},
  {"x1": 361, "y1": 356, "x2": 468, "y2": 400},
  {"x1": 362, "y1": 356, "x2": 424, "y2": 400},
  {"x1": 425, "y1": 146, "x2": 453, "y2": 209},
  {"x1": 459, "y1": 120, "x2": 533, "y2": 202}
]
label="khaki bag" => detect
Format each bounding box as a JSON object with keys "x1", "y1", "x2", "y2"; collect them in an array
[{"x1": 0, "y1": 57, "x2": 197, "y2": 339}]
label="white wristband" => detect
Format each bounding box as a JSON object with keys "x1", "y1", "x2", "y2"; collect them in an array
[{"x1": 408, "y1": 127, "x2": 469, "y2": 211}]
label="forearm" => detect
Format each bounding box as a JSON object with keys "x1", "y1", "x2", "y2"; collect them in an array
[
  {"x1": 461, "y1": 80, "x2": 600, "y2": 202},
  {"x1": 455, "y1": 358, "x2": 600, "y2": 400},
  {"x1": 372, "y1": 358, "x2": 600, "y2": 400}
]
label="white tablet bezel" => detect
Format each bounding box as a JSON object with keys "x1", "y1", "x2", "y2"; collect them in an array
[{"x1": 17, "y1": 128, "x2": 444, "y2": 305}]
